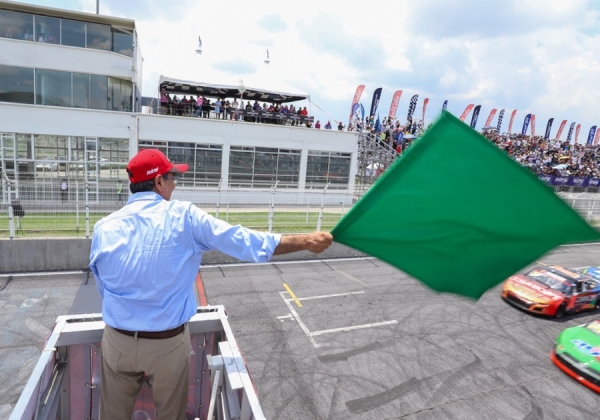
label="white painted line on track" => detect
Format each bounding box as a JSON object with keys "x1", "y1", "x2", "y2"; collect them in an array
[
  {"x1": 310, "y1": 320, "x2": 398, "y2": 337},
  {"x1": 289, "y1": 291, "x2": 365, "y2": 302},
  {"x1": 276, "y1": 314, "x2": 293, "y2": 320},
  {"x1": 279, "y1": 291, "x2": 326, "y2": 348}
]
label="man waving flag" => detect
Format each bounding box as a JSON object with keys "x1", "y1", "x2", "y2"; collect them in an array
[{"x1": 332, "y1": 111, "x2": 600, "y2": 299}]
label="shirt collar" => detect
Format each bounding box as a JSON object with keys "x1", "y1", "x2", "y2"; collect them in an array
[{"x1": 128, "y1": 191, "x2": 164, "y2": 203}]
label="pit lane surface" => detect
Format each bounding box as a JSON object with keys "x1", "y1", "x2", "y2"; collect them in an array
[{"x1": 2, "y1": 244, "x2": 600, "y2": 419}]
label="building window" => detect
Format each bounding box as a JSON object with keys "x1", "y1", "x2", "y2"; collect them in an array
[
  {"x1": 112, "y1": 27, "x2": 133, "y2": 57},
  {"x1": 34, "y1": 15, "x2": 60, "y2": 44},
  {"x1": 61, "y1": 18, "x2": 86, "y2": 48},
  {"x1": 90, "y1": 74, "x2": 108, "y2": 110},
  {"x1": 0, "y1": 8, "x2": 133, "y2": 57},
  {"x1": 108, "y1": 77, "x2": 132, "y2": 111},
  {"x1": 35, "y1": 69, "x2": 72, "y2": 107},
  {"x1": 86, "y1": 22, "x2": 110, "y2": 51},
  {"x1": 306, "y1": 151, "x2": 351, "y2": 189},
  {"x1": 0, "y1": 9, "x2": 34, "y2": 41},
  {"x1": 0, "y1": 64, "x2": 34, "y2": 104},
  {"x1": 229, "y1": 146, "x2": 301, "y2": 188},
  {"x1": 139, "y1": 141, "x2": 223, "y2": 187}
]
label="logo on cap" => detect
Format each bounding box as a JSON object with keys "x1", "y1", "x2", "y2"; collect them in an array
[{"x1": 147, "y1": 167, "x2": 159, "y2": 175}]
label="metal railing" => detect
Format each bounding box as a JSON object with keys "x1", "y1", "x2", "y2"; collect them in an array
[
  {"x1": 9, "y1": 306, "x2": 265, "y2": 420},
  {"x1": 3, "y1": 171, "x2": 600, "y2": 240},
  {"x1": 0, "y1": 175, "x2": 355, "y2": 239}
]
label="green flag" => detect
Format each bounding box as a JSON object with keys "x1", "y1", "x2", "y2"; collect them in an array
[{"x1": 332, "y1": 111, "x2": 600, "y2": 299}]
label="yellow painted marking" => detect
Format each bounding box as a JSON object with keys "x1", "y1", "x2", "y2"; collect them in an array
[{"x1": 283, "y1": 283, "x2": 303, "y2": 308}]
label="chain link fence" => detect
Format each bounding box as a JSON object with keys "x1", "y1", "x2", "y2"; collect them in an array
[
  {"x1": 0, "y1": 173, "x2": 357, "y2": 239},
  {"x1": 2, "y1": 173, "x2": 600, "y2": 239}
]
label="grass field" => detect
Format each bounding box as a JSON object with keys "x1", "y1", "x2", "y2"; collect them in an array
[{"x1": 0, "y1": 211, "x2": 342, "y2": 238}]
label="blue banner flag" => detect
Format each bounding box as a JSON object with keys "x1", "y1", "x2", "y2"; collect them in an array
[
  {"x1": 369, "y1": 88, "x2": 382, "y2": 120},
  {"x1": 566, "y1": 122, "x2": 576, "y2": 143},
  {"x1": 470, "y1": 105, "x2": 481, "y2": 128},
  {"x1": 375, "y1": 114, "x2": 382, "y2": 133},
  {"x1": 587, "y1": 126, "x2": 597, "y2": 146},
  {"x1": 406, "y1": 94, "x2": 419, "y2": 123},
  {"x1": 442, "y1": 100, "x2": 448, "y2": 111},
  {"x1": 496, "y1": 109, "x2": 505, "y2": 132},
  {"x1": 522, "y1": 114, "x2": 532, "y2": 135},
  {"x1": 360, "y1": 103, "x2": 365, "y2": 121},
  {"x1": 544, "y1": 118, "x2": 554, "y2": 141}
]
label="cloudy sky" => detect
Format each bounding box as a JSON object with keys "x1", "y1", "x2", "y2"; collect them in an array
[{"x1": 15, "y1": 0, "x2": 600, "y2": 139}]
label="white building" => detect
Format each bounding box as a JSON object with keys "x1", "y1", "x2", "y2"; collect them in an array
[{"x1": 0, "y1": 1, "x2": 357, "y2": 205}]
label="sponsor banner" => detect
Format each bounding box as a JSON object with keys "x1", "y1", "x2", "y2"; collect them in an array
[
  {"x1": 575, "y1": 124, "x2": 581, "y2": 144},
  {"x1": 349, "y1": 84, "x2": 365, "y2": 121},
  {"x1": 442, "y1": 100, "x2": 448, "y2": 111},
  {"x1": 566, "y1": 122, "x2": 576, "y2": 143},
  {"x1": 388, "y1": 90, "x2": 403, "y2": 120},
  {"x1": 422, "y1": 98, "x2": 429, "y2": 122},
  {"x1": 555, "y1": 119, "x2": 568, "y2": 140},
  {"x1": 369, "y1": 87, "x2": 382, "y2": 120},
  {"x1": 496, "y1": 109, "x2": 505, "y2": 132},
  {"x1": 470, "y1": 105, "x2": 481, "y2": 128},
  {"x1": 406, "y1": 94, "x2": 419, "y2": 123},
  {"x1": 544, "y1": 118, "x2": 554, "y2": 140},
  {"x1": 508, "y1": 109, "x2": 517, "y2": 134},
  {"x1": 521, "y1": 114, "x2": 532, "y2": 135},
  {"x1": 484, "y1": 109, "x2": 497, "y2": 127},
  {"x1": 594, "y1": 127, "x2": 600, "y2": 146},
  {"x1": 587, "y1": 126, "x2": 597, "y2": 146},
  {"x1": 459, "y1": 104, "x2": 474, "y2": 121},
  {"x1": 538, "y1": 176, "x2": 600, "y2": 188},
  {"x1": 531, "y1": 114, "x2": 536, "y2": 137}
]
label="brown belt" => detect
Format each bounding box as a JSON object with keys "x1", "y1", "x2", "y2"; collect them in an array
[{"x1": 113, "y1": 324, "x2": 185, "y2": 340}]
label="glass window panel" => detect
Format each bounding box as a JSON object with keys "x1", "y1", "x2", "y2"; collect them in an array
[
  {"x1": 229, "y1": 151, "x2": 254, "y2": 175},
  {"x1": 17, "y1": 134, "x2": 32, "y2": 159},
  {"x1": 36, "y1": 69, "x2": 72, "y2": 107},
  {"x1": 89, "y1": 74, "x2": 108, "y2": 110},
  {"x1": 0, "y1": 10, "x2": 33, "y2": 40},
  {"x1": 112, "y1": 28, "x2": 133, "y2": 57},
  {"x1": 61, "y1": 19, "x2": 85, "y2": 47},
  {"x1": 277, "y1": 154, "x2": 300, "y2": 176},
  {"x1": 0, "y1": 64, "x2": 34, "y2": 104},
  {"x1": 73, "y1": 73, "x2": 89, "y2": 108},
  {"x1": 108, "y1": 77, "x2": 132, "y2": 111},
  {"x1": 306, "y1": 155, "x2": 329, "y2": 178},
  {"x1": 254, "y1": 152, "x2": 277, "y2": 175},
  {"x1": 35, "y1": 15, "x2": 60, "y2": 44},
  {"x1": 86, "y1": 22, "x2": 110, "y2": 51}
]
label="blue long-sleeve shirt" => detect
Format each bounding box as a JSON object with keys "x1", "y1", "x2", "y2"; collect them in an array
[{"x1": 90, "y1": 192, "x2": 281, "y2": 331}]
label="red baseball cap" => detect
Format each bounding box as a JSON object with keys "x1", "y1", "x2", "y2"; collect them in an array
[{"x1": 126, "y1": 149, "x2": 188, "y2": 183}]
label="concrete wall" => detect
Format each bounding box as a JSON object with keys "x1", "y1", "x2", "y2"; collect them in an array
[{"x1": 0, "y1": 238, "x2": 367, "y2": 274}]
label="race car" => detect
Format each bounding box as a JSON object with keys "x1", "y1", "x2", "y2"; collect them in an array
[
  {"x1": 501, "y1": 265, "x2": 600, "y2": 318},
  {"x1": 572, "y1": 266, "x2": 600, "y2": 282},
  {"x1": 551, "y1": 319, "x2": 600, "y2": 393}
]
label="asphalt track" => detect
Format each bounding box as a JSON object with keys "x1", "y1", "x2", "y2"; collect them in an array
[{"x1": 2, "y1": 244, "x2": 600, "y2": 419}]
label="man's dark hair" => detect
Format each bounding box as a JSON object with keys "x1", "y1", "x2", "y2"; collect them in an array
[{"x1": 130, "y1": 179, "x2": 155, "y2": 194}]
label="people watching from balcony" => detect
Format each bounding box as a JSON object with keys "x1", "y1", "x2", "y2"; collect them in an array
[
  {"x1": 214, "y1": 98, "x2": 221, "y2": 119},
  {"x1": 325, "y1": 121, "x2": 332, "y2": 129},
  {"x1": 160, "y1": 89, "x2": 167, "y2": 113},
  {"x1": 338, "y1": 121, "x2": 344, "y2": 131},
  {"x1": 38, "y1": 32, "x2": 47, "y2": 43},
  {"x1": 315, "y1": 120, "x2": 321, "y2": 129}
]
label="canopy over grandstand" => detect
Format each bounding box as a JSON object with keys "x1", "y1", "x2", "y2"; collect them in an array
[{"x1": 158, "y1": 75, "x2": 309, "y2": 103}]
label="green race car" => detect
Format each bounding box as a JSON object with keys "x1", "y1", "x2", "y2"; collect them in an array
[{"x1": 552, "y1": 319, "x2": 600, "y2": 393}]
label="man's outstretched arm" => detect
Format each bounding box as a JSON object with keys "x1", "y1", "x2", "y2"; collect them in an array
[{"x1": 273, "y1": 232, "x2": 333, "y2": 255}]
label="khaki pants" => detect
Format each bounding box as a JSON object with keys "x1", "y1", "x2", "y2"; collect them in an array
[{"x1": 99, "y1": 325, "x2": 190, "y2": 420}]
